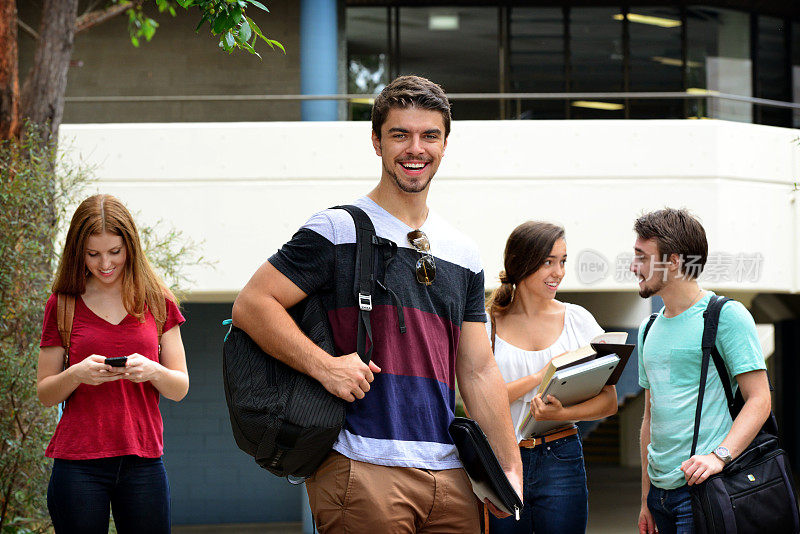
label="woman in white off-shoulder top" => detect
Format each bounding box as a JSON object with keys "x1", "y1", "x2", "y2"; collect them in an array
[{"x1": 486, "y1": 221, "x2": 617, "y2": 534}]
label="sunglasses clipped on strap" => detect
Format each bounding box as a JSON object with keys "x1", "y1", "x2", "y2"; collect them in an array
[{"x1": 407, "y1": 229, "x2": 436, "y2": 286}]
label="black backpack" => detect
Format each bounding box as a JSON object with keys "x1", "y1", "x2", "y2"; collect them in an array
[
  {"x1": 642, "y1": 295, "x2": 800, "y2": 533},
  {"x1": 222, "y1": 205, "x2": 402, "y2": 480}
]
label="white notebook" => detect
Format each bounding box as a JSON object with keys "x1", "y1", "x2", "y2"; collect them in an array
[{"x1": 517, "y1": 354, "x2": 620, "y2": 438}]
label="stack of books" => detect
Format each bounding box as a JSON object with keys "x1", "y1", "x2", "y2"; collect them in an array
[{"x1": 518, "y1": 332, "x2": 634, "y2": 438}]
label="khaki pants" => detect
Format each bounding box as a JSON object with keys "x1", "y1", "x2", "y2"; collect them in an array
[{"x1": 306, "y1": 451, "x2": 482, "y2": 533}]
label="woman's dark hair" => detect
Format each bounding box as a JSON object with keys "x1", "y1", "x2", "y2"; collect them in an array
[
  {"x1": 371, "y1": 75, "x2": 451, "y2": 139},
  {"x1": 488, "y1": 221, "x2": 566, "y2": 323}
]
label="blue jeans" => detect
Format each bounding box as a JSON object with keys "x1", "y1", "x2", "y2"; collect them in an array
[
  {"x1": 646, "y1": 483, "x2": 694, "y2": 534},
  {"x1": 488, "y1": 433, "x2": 588, "y2": 534},
  {"x1": 47, "y1": 456, "x2": 170, "y2": 534}
]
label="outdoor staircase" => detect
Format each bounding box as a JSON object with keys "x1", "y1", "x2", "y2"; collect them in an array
[
  {"x1": 582, "y1": 414, "x2": 621, "y2": 464},
  {"x1": 580, "y1": 388, "x2": 645, "y2": 465}
]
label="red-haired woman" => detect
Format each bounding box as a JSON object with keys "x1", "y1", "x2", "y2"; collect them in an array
[
  {"x1": 486, "y1": 221, "x2": 617, "y2": 534},
  {"x1": 37, "y1": 194, "x2": 188, "y2": 533}
]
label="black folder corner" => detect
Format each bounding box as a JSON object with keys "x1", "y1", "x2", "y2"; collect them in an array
[
  {"x1": 590, "y1": 342, "x2": 635, "y2": 385},
  {"x1": 449, "y1": 417, "x2": 522, "y2": 520}
]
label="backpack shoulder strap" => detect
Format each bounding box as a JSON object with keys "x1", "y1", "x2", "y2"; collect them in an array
[
  {"x1": 56, "y1": 294, "x2": 76, "y2": 369},
  {"x1": 641, "y1": 312, "x2": 659, "y2": 345},
  {"x1": 333, "y1": 205, "x2": 377, "y2": 365},
  {"x1": 690, "y1": 294, "x2": 730, "y2": 455},
  {"x1": 704, "y1": 296, "x2": 734, "y2": 408}
]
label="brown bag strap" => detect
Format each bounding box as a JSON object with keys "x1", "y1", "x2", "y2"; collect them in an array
[
  {"x1": 490, "y1": 311, "x2": 497, "y2": 353},
  {"x1": 56, "y1": 294, "x2": 76, "y2": 369},
  {"x1": 155, "y1": 296, "x2": 166, "y2": 348}
]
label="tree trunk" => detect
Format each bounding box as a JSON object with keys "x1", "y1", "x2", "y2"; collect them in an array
[
  {"x1": 20, "y1": 0, "x2": 79, "y2": 145},
  {"x1": 0, "y1": 0, "x2": 19, "y2": 140}
]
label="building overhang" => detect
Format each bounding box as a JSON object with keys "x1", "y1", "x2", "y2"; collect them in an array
[{"x1": 60, "y1": 119, "x2": 800, "y2": 298}]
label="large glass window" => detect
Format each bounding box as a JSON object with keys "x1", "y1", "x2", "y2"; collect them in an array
[
  {"x1": 793, "y1": 22, "x2": 800, "y2": 127},
  {"x1": 756, "y1": 16, "x2": 790, "y2": 127},
  {"x1": 398, "y1": 7, "x2": 499, "y2": 120},
  {"x1": 345, "y1": 3, "x2": 797, "y2": 126},
  {"x1": 628, "y1": 6, "x2": 684, "y2": 118},
  {"x1": 508, "y1": 8, "x2": 566, "y2": 119},
  {"x1": 347, "y1": 8, "x2": 390, "y2": 121},
  {"x1": 569, "y1": 8, "x2": 625, "y2": 119},
  {"x1": 686, "y1": 7, "x2": 752, "y2": 122}
]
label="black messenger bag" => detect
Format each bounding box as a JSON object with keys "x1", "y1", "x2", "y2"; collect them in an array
[
  {"x1": 222, "y1": 205, "x2": 400, "y2": 480},
  {"x1": 688, "y1": 296, "x2": 799, "y2": 534},
  {"x1": 644, "y1": 296, "x2": 800, "y2": 533}
]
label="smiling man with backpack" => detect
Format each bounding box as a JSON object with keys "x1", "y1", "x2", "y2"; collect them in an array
[
  {"x1": 232, "y1": 75, "x2": 522, "y2": 533},
  {"x1": 630, "y1": 208, "x2": 772, "y2": 534}
]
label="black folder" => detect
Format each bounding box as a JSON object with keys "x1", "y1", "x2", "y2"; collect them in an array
[
  {"x1": 449, "y1": 417, "x2": 522, "y2": 520},
  {"x1": 590, "y1": 343, "x2": 635, "y2": 385}
]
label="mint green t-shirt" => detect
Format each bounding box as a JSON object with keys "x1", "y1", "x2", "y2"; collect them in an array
[{"x1": 637, "y1": 292, "x2": 766, "y2": 490}]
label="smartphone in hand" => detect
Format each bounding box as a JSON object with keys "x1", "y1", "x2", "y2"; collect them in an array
[{"x1": 105, "y1": 356, "x2": 128, "y2": 367}]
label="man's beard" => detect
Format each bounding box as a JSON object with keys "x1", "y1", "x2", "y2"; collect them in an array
[
  {"x1": 384, "y1": 162, "x2": 433, "y2": 193},
  {"x1": 638, "y1": 276, "x2": 665, "y2": 299}
]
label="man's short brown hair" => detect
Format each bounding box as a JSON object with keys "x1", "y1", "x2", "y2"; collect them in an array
[
  {"x1": 634, "y1": 208, "x2": 708, "y2": 279},
  {"x1": 371, "y1": 76, "x2": 451, "y2": 139}
]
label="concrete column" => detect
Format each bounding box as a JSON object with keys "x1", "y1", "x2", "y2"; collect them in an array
[
  {"x1": 301, "y1": 0, "x2": 339, "y2": 121},
  {"x1": 302, "y1": 483, "x2": 317, "y2": 534}
]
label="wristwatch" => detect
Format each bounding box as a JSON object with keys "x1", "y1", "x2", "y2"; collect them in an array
[{"x1": 713, "y1": 446, "x2": 732, "y2": 465}]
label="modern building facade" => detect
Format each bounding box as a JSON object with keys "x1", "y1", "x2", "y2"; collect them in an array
[{"x1": 16, "y1": 0, "x2": 800, "y2": 528}]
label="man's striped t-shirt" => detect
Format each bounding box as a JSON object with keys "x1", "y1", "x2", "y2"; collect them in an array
[{"x1": 268, "y1": 196, "x2": 486, "y2": 470}]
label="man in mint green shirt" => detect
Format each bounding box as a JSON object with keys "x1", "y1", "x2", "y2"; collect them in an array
[{"x1": 630, "y1": 208, "x2": 770, "y2": 534}]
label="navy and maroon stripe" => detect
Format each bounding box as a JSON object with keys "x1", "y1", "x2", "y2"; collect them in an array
[
  {"x1": 343, "y1": 373, "x2": 456, "y2": 444},
  {"x1": 328, "y1": 305, "x2": 458, "y2": 390}
]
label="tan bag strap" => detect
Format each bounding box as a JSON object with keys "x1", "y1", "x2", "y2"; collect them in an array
[
  {"x1": 154, "y1": 296, "x2": 166, "y2": 349},
  {"x1": 490, "y1": 311, "x2": 497, "y2": 353},
  {"x1": 56, "y1": 294, "x2": 76, "y2": 369}
]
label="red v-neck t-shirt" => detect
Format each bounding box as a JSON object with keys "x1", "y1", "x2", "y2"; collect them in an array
[{"x1": 40, "y1": 293, "x2": 185, "y2": 460}]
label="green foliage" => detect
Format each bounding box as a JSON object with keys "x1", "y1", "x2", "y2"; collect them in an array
[
  {"x1": 138, "y1": 217, "x2": 215, "y2": 300},
  {"x1": 0, "y1": 124, "x2": 88, "y2": 533},
  {"x1": 127, "y1": 6, "x2": 160, "y2": 48},
  {"x1": 122, "y1": 0, "x2": 284, "y2": 57}
]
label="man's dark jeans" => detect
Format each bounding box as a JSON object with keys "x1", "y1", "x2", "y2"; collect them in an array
[{"x1": 647, "y1": 482, "x2": 694, "y2": 534}]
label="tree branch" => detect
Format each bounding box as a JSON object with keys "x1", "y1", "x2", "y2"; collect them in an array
[
  {"x1": 75, "y1": 1, "x2": 142, "y2": 34},
  {"x1": 81, "y1": 0, "x2": 104, "y2": 16},
  {"x1": 16, "y1": 19, "x2": 39, "y2": 40}
]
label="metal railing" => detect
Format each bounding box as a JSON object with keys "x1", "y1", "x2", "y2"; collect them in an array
[
  {"x1": 63, "y1": 91, "x2": 800, "y2": 107},
  {"x1": 63, "y1": 91, "x2": 800, "y2": 122}
]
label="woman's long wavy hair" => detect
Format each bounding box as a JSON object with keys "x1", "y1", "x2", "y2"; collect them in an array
[
  {"x1": 52, "y1": 194, "x2": 174, "y2": 324},
  {"x1": 487, "y1": 221, "x2": 565, "y2": 342}
]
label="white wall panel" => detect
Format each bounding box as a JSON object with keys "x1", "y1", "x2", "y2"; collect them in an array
[{"x1": 60, "y1": 120, "x2": 800, "y2": 300}]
